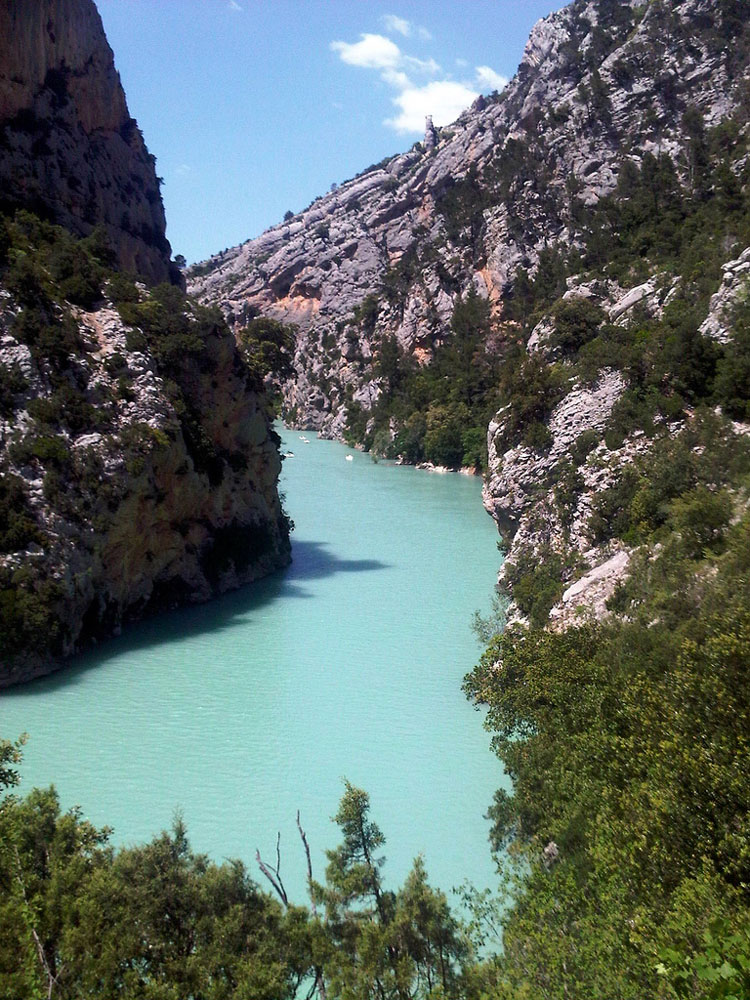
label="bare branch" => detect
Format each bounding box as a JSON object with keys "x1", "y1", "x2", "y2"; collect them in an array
[
  {"x1": 13, "y1": 845, "x2": 60, "y2": 998},
  {"x1": 255, "y1": 839, "x2": 288, "y2": 907},
  {"x1": 296, "y1": 812, "x2": 327, "y2": 999},
  {"x1": 296, "y1": 810, "x2": 318, "y2": 916}
]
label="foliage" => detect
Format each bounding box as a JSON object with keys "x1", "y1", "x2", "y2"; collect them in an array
[
  {"x1": 0, "y1": 566, "x2": 65, "y2": 660},
  {"x1": 493, "y1": 353, "x2": 565, "y2": 453},
  {"x1": 502, "y1": 547, "x2": 569, "y2": 627},
  {"x1": 0, "y1": 762, "x2": 474, "y2": 1000},
  {"x1": 238, "y1": 316, "x2": 296, "y2": 387},
  {"x1": 465, "y1": 511, "x2": 750, "y2": 998},
  {"x1": 313, "y1": 781, "x2": 473, "y2": 998},
  {"x1": 348, "y1": 288, "x2": 500, "y2": 470},
  {"x1": 588, "y1": 411, "x2": 750, "y2": 549},
  {"x1": 657, "y1": 919, "x2": 750, "y2": 999},
  {"x1": 0, "y1": 473, "x2": 42, "y2": 555},
  {"x1": 549, "y1": 297, "x2": 605, "y2": 354},
  {"x1": 117, "y1": 283, "x2": 216, "y2": 370},
  {"x1": 0, "y1": 364, "x2": 28, "y2": 418},
  {"x1": 0, "y1": 786, "x2": 308, "y2": 1000}
]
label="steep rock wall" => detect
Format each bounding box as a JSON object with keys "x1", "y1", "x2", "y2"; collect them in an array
[
  {"x1": 0, "y1": 272, "x2": 290, "y2": 688},
  {"x1": 0, "y1": 0, "x2": 179, "y2": 285},
  {"x1": 190, "y1": 0, "x2": 743, "y2": 437}
]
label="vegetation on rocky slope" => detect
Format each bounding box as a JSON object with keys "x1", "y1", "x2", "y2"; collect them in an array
[
  {"x1": 466, "y1": 511, "x2": 750, "y2": 999},
  {"x1": 0, "y1": 211, "x2": 291, "y2": 684},
  {"x1": 5, "y1": 0, "x2": 750, "y2": 997}
]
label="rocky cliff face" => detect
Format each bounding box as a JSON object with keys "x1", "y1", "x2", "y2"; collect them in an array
[
  {"x1": 0, "y1": 232, "x2": 290, "y2": 688},
  {"x1": 0, "y1": 3, "x2": 291, "y2": 687},
  {"x1": 191, "y1": 0, "x2": 750, "y2": 625},
  {"x1": 0, "y1": 0, "x2": 179, "y2": 285},
  {"x1": 191, "y1": 0, "x2": 743, "y2": 434}
]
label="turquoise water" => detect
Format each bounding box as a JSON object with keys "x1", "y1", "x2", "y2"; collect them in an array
[{"x1": 2, "y1": 431, "x2": 505, "y2": 903}]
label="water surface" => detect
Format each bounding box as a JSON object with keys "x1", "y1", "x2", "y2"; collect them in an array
[{"x1": 2, "y1": 432, "x2": 505, "y2": 902}]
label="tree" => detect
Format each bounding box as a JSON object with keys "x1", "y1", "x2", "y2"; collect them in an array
[
  {"x1": 0, "y1": 734, "x2": 25, "y2": 795},
  {"x1": 313, "y1": 782, "x2": 471, "y2": 999},
  {"x1": 238, "y1": 316, "x2": 297, "y2": 384}
]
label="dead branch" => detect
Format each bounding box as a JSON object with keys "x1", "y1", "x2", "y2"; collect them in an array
[
  {"x1": 255, "y1": 832, "x2": 288, "y2": 907},
  {"x1": 296, "y1": 810, "x2": 319, "y2": 917}
]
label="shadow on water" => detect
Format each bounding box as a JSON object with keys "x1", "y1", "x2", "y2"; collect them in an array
[
  {"x1": 289, "y1": 539, "x2": 389, "y2": 581},
  {"x1": 7, "y1": 539, "x2": 389, "y2": 696}
]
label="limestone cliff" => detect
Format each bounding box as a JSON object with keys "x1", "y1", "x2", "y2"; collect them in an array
[
  {"x1": 0, "y1": 226, "x2": 290, "y2": 688},
  {"x1": 0, "y1": 0, "x2": 179, "y2": 285},
  {"x1": 190, "y1": 0, "x2": 746, "y2": 437},
  {"x1": 191, "y1": 0, "x2": 750, "y2": 627},
  {"x1": 0, "y1": 1, "x2": 291, "y2": 687}
]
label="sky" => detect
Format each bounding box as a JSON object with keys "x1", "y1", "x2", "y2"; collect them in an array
[{"x1": 96, "y1": 1, "x2": 567, "y2": 264}]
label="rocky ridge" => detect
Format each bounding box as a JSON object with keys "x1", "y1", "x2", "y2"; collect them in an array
[
  {"x1": 192, "y1": 0, "x2": 750, "y2": 627},
  {"x1": 191, "y1": 0, "x2": 740, "y2": 434},
  {"x1": 0, "y1": 0, "x2": 179, "y2": 285}
]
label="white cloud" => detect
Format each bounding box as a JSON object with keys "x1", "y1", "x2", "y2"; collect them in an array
[
  {"x1": 406, "y1": 54, "x2": 440, "y2": 75},
  {"x1": 382, "y1": 14, "x2": 411, "y2": 37},
  {"x1": 331, "y1": 33, "x2": 402, "y2": 70},
  {"x1": 228, "y1": 0, "x2": 242, "y2": 9},
  {"x1": 175, "y1": 163, "x2": 192, "y2": 176},
  {"x1": 385, "y1": 80, "x2": 478, "y2": 133},
  {"x1": 381, "y1": 67, "x2": 411, "y2": 90},
  {"x1": 332, "y1": 27, "x2": 482, "y2": 135},
  {"x1": 381, "y1": 15, "x2": 432, "y2": 41},
  {"x1": 475, "y1": 65, "x2": 508, "y2": 92}
]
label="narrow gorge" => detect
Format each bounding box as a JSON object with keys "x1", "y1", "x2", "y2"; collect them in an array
[
  {"x1": 190, "y1": 0, "x2": 750, "y2": 629},
  {"x1": 3, "y1": 0, "x2": 750, "y2": 997}
]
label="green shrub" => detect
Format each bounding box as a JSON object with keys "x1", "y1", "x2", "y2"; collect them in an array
[
  {"x1": 0, "y1": 363, "x2": 28, "y2": 417},
  {"x1": 27, "y1": 384, "x2": 103, "y2": 433},
  {"x1": 504, "y1": 548, "x2": 568, "y2": 627},
  {"x1": 522, "y1": 420, "x2": 553, "y2": 451},
  {"x1": 352, "y1": 295, "x2": 380, "y2": 335},
  {"x1": 106, "y1": 272, "x2": 141, "y2": 305},
  {"x1": 0, "y1": 474, "x2": 42, "y2": 552},
  {"x1": 124, "y1": 327, "x2": 147, "y2": 352},
  {"x1": 103, "y1": 352, "x2": 128, "y2": 376},
  {"x1": 588, "y1": 465, "x2": 642, "y2": 544},
  {"x1": 668, "y1": 486, "x2": 733, "y2": 558},
  {"x1": 713, "y1": 299, "x2": 750, "y2": 419},
  {"x1": 12, "y1": 307, "x2": 83, "y2": 367},
  {"x1": 238, "y1": 316, "x2": 296, "y2": 383},
  {"x1": 9, "y1": 433, "x2": 72, "y2": 470},
  {"x1": 423, "y1": 405, "x2": 465, "y2": 467},
  {"x1": 0, "y1": 567, "x2": 63, "y2": 658},
  {"x1": 569, "y1": 428, "x2": 600, "y2": 465},
  {"x1": 550, "y1": 297, "x2": 605, "y2": 353},
  {"x1": 47, "y1": 240, "x2": 103, "y2": 308}
]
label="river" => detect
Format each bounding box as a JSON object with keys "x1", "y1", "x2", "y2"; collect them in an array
[{"x1": 2, "y1": 431, "x2": 505, "y2": 904}]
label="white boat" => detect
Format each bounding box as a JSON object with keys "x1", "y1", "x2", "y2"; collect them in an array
[{"x1": 346, "y1": 455, "x2": 354, "y2": 462}]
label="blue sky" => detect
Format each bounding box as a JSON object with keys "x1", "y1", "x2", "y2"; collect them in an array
[{"x1": 97, "y1": 1, "x2": 567, "y2": 264}]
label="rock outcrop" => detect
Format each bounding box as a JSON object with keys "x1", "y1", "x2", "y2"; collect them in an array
[
  {"x1": 0, "y1": 271, "x2": 290, "y2": 688},
  {"x1": 190, "y1": 0, "x2": 745, "y2": 436},
  {"x1": 0, "y1": 3, "x2": 290, "y2": 686},
  {"x1": 0, "y1": 0, "x2": 179, "y2": 285}
]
